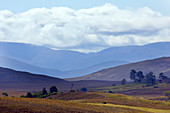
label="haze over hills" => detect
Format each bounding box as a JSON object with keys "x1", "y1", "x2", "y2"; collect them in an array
[
  {"x1": 0, "y1": 42, "x2": 170, "y2": 78},
  {"x1": 0, "y1": 56, "x2": 64, "y2": 77},
  {"x1": 69, "y1": 57, "x2": 170, "y2": 81}
]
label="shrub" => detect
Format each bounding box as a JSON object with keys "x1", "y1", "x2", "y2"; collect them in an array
[
  {"x1": 20, "y1": 95, "x2": 25, "y2": 98},
  {"x1": 2, "y1": 92, "x2": 8, "y2": 97},
  {"x1": 32, "y1": 92, "x2": 43, "y2": 98},
  {"x1": 102, "y1": 102, "x2": 107, "y2": 104},
  {"x1": 42, "y1": 87, "x2": 48, "y2": 95},
  {"x1": 70, "y1": 90, "x2": 76, "y2": 93},
  {"x1": 26, "y1": 92, "x2": 33, "y2": 98},
  {"x1": 80, "y1": 87, "x2": 87, "y2": 92},
  {"x1": 163, "y1": 91, "x2": 170, "y2": 100},
  {"x1": 121, "y1": 79, "x2": 126, "y2": 85},
  {"x1": 153, "y1": 86, "x2": 159, "y2": 88},
  {"x1": 48, "y1": 97, "x2": 52, "y2": 99},
  {"x1": 108, "y1": 90, "x2": 113, "y2": 93},
  {"x1": 50, "y1": 86, "x2": 58, "y2": 93},
  {"x1": 112, "y1": 84, "x2": 116, "y2": 86}
]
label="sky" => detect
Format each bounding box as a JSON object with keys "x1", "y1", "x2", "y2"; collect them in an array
[{"x1": 0, "y1": 0, "x2": 170, "y2": 53}]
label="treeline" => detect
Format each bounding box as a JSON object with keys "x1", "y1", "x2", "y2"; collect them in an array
[
  {"x1": 129, "y1": 69, "x2": 170, "y2": 85},
  {"x1": 21, "y1": 85, "x2": 88, "y2": 98},
  {"x1": 21, "y1": 86, "x2": 58, "y2": 98}
]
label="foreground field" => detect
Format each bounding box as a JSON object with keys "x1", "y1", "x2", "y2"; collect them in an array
[{"x1": 0, "y1": 92, "x2": 170, "y2": 113}]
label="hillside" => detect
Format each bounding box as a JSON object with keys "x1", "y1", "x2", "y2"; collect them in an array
[
  {"x1": 69, "y1": 57, "x2": 170, "y2": 81},
  {"x1": 0, "y1": 67, "x2": 117, "y2": 91},
  {"x1": 0, "y1": 67, "x2": 71, "y2": 91}
]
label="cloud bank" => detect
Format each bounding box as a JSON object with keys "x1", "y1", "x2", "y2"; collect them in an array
[{"x1": 0, "y1": 4, "x2": 170, "y2": 52}]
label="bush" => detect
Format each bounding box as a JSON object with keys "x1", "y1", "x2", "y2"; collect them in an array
[
  {"x1": 163, "y1": 91, "x2": 170, "y2": 99},
  {"x1": 26, "y1": 92, "x2": 33, "y2": 98},
  {"x1": 112, "y1": 84, "x2": 116, "y2": 86},
  {"x1": 70, "y1": 90, "x2": 76, "y2": 93},
  {"x1": 50, "y1": 86, "x2": 58, "y2": 93},
  {"x1": 32, "y1": 92, "x2": 43, "y2": 98},
  {"x1": 48, "y1": 97, "x2": 52, "y2": 99},
  {"x1": 42, "y1": 87, "x2": 48, "y2": 95},
  {"x1": 2, "y1": 92, "x2": 8, "y2": 97},
  {"x1": 80, "y1": 87, "x2": 87, "y2": 92},
  {"x1": 102, "y1": 102, "x2": 107, "y2": 104},
  {"x1": 121, "y1": 79, "x2": 126, "y2": 85},
  {"x1": 20, "y1": 95, "x2": 25, "y2": 98},
  {"x1": 153, "y1": 86, "x2": 159, "y2": 88},
  {"x1": 108, "y1": 90, "x2": 113, "y2": 93}
]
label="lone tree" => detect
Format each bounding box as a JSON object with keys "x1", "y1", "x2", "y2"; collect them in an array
[
  {"x1": 163, "y1": 91, "x2": 170, "y2": 100},
  {"x1": 50, "y1": 86, "x2": 58, "y2": 93},
  {"x1": 42, "y1": 87, "x2": 48, "y2": 95},
  {"x1": 2, "y1": 92, "x2": 8, "y2": 97},
  {"x1": 121, "y1": 78, "x2": 126, "y2": 85}
]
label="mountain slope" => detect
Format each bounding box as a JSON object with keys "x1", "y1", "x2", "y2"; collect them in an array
[{"x1": 69, "y1": 57, "x2": 170, "y2": 81}]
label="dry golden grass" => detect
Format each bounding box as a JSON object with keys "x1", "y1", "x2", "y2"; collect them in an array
[
  {"x1": 0, "y1": 96, "x2": 147, "y2": 113},
  {"x1": 0, "y1": 92, "x2": 170, "y2": 113},
  {"x1": 79, "y1": 92, "x2": 170, "y2": 110}
]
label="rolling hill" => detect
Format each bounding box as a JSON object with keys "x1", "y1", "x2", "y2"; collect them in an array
[
  {"x1": 0, "y1": 67, "x2": 116, "y2": 91},
  {"x1": 69, "y1": 57, "x2": 170, "y2": 81},
  {"x1": 0, "y1": 67, "x2": 71, "y2": 91}
]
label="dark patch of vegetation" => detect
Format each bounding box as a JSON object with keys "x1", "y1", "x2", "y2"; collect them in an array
[
  {"x1": 50, "y1": 86, "x2": 58, "y2": 93},
  {"x1": 163, "y1": 91, "x2": 170, "y2": 100},
  {"x1": 108, "y1": 90, "x2": 113, "y2": 93},
  {"x1": 21, "y1": 86, "x2": 58, "y2": 98},
  {"x1": 2, "y1": 92, "x2": 8, "y2": 97},
  {"x1": 130, "y1": 70, "x2": 169, "y2": 86},
  {"x1": 80, "y1": 87, "x2": 87, "y2": 92},
  {"x1": 121, "y1": 78, "x2": 126, "y2": 85},
  {"x1": 112, "y1": 84, "x2": 116, "y2": 86}
]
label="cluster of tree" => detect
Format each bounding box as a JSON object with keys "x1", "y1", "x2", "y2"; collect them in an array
[
  {"x1": 21, "y1": 86, "x2": 88, "y2": 98},
  {"x1": 130, "y1": 69, "x2": 170, "y2": 86},
  {"x1": 21, "y1": 86, "x2": 58, "y2": 98}
]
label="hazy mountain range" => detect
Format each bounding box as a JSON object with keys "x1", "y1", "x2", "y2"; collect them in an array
[{"x1": 0, "y1": 42, "x2": 170, "y2": 78}]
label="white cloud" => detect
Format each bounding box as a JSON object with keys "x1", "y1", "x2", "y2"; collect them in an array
[{"x1": 0, "y1": 4, "x2": 170, "y2": 52}]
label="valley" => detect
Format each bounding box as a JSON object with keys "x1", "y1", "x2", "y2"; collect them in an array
[{"x1": 0, "y1": 42, "x2": 170, "y2": 113}]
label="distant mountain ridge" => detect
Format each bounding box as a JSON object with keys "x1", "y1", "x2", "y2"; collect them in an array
[
  {"x1": 0, "y1": 42, "x2": 170, "y2": 78},
  {"x1": 68, "y1": 57, "x2": 170, "y2": 81}
]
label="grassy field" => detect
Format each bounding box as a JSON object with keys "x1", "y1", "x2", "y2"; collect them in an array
[
  {"x1": 91, "y1": 83, "x2": 170, "y2": 100},
  {"x1": 0, "y1": 92, "x2": 170, "y2": 113}
]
